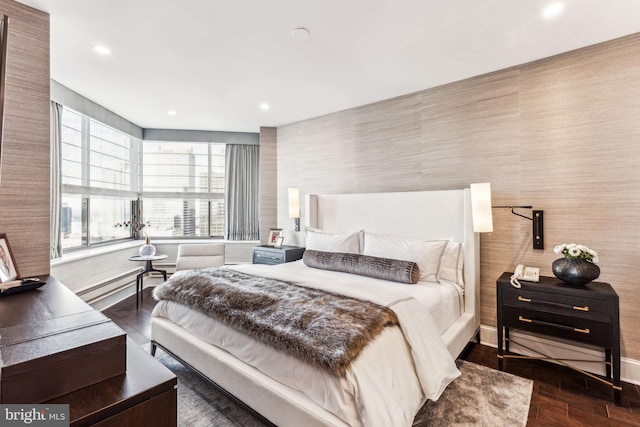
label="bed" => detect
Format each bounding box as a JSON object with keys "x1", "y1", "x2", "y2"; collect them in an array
[{"x1": 150, "y1": 189, "x2": 481, "y2": 427}]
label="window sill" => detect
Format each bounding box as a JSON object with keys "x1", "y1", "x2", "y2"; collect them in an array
[
  {"x1": 51, "y1": 240, "x2": 141, "y2": 266},
  {"x1": 51, "y1": 239, "x2": 260, "y2": 266}
]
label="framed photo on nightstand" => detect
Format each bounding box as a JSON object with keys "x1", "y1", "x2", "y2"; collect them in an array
[
  {"x1": 267, "y1": 228, "x2": 282, "y2": 246},
  {"x1": 274, "y1": 236, "x2": 285, "y2": 249}
]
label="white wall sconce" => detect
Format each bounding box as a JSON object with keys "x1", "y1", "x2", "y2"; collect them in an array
[
  {"x1": 470, "y1": 182, "x2": 544, "y2": 249},
  {"x1": 470, "y1": 183, "x2": 494, "y2": 233},
  {"x1": 288, "y1": 187, "x2": 300, "y2": 231}
]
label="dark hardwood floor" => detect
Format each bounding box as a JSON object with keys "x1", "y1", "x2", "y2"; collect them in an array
[{"x1": 104, "y1": 287, "x2": 640, "y2": 427}]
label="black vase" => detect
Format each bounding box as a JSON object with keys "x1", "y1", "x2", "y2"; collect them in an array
[{"x1": 552, "y1": 258, "x2": 600, "y2": 286}]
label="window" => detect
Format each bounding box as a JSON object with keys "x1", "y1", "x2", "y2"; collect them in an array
[
  {"x1": 59, "y1": 109, "x2": 228, "y2": 251},
  {"x1": 141, "y1": 142, "x2": 225, "y2": 238},
  {"x1": 60, "y1": 108, "x2": 137, "y2": 250}
]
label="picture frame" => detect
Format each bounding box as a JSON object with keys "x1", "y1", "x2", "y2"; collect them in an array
[
  {"x1": 0, "y1": 233, "x2": 19, "y2": 283},
  {"x1": 267, "y1": 228, "x2": 282, "y2": 246},
  {"x1": 274, "y1": 235, "x2": 285, "y2": 249}
]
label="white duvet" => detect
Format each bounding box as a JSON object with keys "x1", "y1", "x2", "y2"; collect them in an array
[{"x1": 151, "y1": 261, "x2": 461, "y2": 427}]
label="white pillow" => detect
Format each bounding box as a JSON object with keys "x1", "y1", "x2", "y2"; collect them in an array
[
  {"x1": 306, "y1": 229, "x2": 363, "y2": 254},
  {"x1": 438, "y1": 241, "x2": 464, "y2": 289},
  {"x1": 363, "y1": 232, "x2": 448, "y2": 282}
]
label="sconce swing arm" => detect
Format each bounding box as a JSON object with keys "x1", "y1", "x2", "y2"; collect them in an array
[
  {"x1": 493, "y1": 205, "x2": 534, "y2": 221},
  {"x1": 493, "y1": 205, "x2": 544, "y2": 250}
]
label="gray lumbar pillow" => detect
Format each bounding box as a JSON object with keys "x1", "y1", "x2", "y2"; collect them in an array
[{"x1": 303, "y1": 249, "x2": 420, "y2": 284}]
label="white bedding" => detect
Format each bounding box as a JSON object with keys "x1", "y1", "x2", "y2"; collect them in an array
[
  {"x1": 234, "y1": 260, "x2": 462, "y2": 334},
  {"x1": 151, "y1": 261, "x2": 461, "y2": 427}
]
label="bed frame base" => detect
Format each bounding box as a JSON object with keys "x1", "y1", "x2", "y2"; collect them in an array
[
  {"x1": 151, "y1": 309, "x2": 480, "y2": 427},
  {"x1": 150, "y1": 339, "x2": 277, "y2": 427},
  {"x1": 151, "y1": 317, "x2": 350, "y2": 427}
]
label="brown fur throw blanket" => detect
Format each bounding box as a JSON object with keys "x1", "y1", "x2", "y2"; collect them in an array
[{"x1": 153, "y1": 268, "x2": 399, "y2": 377}]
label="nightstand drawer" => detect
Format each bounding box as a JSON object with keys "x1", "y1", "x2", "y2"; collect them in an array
[
  {"x1": 502, "y1": 306, "x2": 613, "y2": 347},
  {"x1": 252, "y1": 250, "x2": 285, "y2": 265},
  {"x1": 502, "y1": 287, "x2": 610, "y2": 322}
]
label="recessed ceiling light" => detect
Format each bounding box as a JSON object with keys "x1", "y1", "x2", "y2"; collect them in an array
[
  {"x1": 260, "y1": 103, "x2": 269, "y2": 110},
  {"x1": 291, "y1": 27, "x2": 310, "y2": 40},
  {"x1": 93, "y1": 45, "x2": 111, "y2": 55},
  {"x1": 543, "y1": 3, "x2": 564, "y2": 18},
  {"x1": 167, "y1": 110, "x2": 177, "y2": 116}
]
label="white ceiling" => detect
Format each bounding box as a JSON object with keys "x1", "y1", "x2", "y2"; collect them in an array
[{"x1": 14, "y1": 0, "x2": 640, "y2": 133}]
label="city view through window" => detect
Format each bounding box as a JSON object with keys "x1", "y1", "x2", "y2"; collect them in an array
[{"x1": 60, "y1": 107, "x2": 226, "y2": 250}]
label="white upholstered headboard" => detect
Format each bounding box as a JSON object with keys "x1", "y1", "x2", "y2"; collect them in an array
[{"x1": 305, "y1": 189, "x2": 480, "y2": 354}]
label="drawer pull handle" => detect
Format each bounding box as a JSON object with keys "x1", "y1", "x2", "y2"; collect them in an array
[
  {"x1": 518, "y1": 315, "x2": 591, "y2": 334},
  {"x1": 256, "y1": 254, "x2": 278, "y2": 260},
  {"x1": 517, "y1": 296, "x2": 591, "y2": 312}
]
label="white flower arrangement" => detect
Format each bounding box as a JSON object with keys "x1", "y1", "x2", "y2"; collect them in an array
[{"x1": 554, "y1": 243, "x2": 599, "y2": 264}]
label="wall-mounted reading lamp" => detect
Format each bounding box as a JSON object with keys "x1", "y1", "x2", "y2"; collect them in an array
[
  {"x1": 288, "y1": 187, "x2": 300, "y2": 231},
  {"x1": 470, "y1": 183, "x2": 544, "y2": 250}
]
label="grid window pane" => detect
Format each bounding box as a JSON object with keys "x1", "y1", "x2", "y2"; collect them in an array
[
  {"x1": 141, "y1": 141, "x2": 226, "y2": 238},
  {"x1": 142, "y1": 142, "x2": 210, "y2": 192},
  {"x1": 61, "y1": 109, "x2": 84, "y2": 186},
  {"x1": 89, "y1": 197, "x2": 132, "y2": 244},
  {"x1": 60, "y1": 107, "x2": 137, "y2": 249},
  {"x1": 89, "y1": 120, "x2": 132, "y2": 191},
  {"x1": 142, "y1": 198, "x2": 211, "y2": 237},
  {"x1": 211, "y1": 143, "x2": 225, "y2": 192},
  {"x1": 57, "y1": 106, "x2": 232, "y2": 250},
  {"x1": 61, "y1": 195, "x2": 83, "y2": 249},
  {"x1": 210, "y1": 198, "x2": 225, "y2": 237}
]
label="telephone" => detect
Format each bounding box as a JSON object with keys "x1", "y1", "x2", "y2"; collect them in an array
[{"x1": 510, "y1": 264, "x2": 540, "y2": 288}]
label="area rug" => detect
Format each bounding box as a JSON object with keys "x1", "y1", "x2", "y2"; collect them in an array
[
  {"x1": 412, "y1": 360, "x2": 533, "y2": 426},
  {"x1": 148, "y1": 345, "x2": 533, "y2": 427}
]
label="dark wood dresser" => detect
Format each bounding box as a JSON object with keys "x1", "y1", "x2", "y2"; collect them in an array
[
  {"x1": 49, "y1": 338, "x2": 177, "y2": 427},
  {"x1": 0, "y1": 275, "x2": 177, "y2": 426},
  {"x1": 496, "y1": 272, "x2": 620, "y2": 405}
]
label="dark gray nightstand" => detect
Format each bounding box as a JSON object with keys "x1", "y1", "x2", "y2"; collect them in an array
[{"x1": 252, "y1": 245, "x2": 305, "y2": 265}]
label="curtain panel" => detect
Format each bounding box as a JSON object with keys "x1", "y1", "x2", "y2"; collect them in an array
[
  {"x1": 50, "y1": 101, "x2": 63, "y2": 259},
  {"x1": 225, "y1": 144, "x2": 260, "y2": 240}
]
